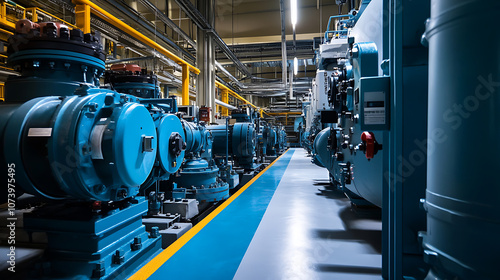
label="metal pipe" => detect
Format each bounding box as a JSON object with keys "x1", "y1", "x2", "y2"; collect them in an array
[
  {"x1": 106, "y1": 56, "x2": 155, "y2": 64},
  {"x1": 215, "y1": 60, "x2": 247, "y2": 88},
  {"x1": 174, "y1": 0, "x2": 251, "y2": 77},
  {"x1": 138, "y1": 0, "x2": 197, "y2": 49},
  {"x1": 72, "y1": 0, "x2": 200, "y2": 74},
  {"x1": 215, "y1": 98, "x2": 237, "y2": 110},
  {"x1": 225, "y1": 117, "x2": 229, "y2": 165},
  {"x1": 101, "y1": 0, "x2": 195, "y2": 61},
  {"x1": 279, "y1": 0, "x2": 288, "y2": 87},
  {"x1": 215, "y1": 80, "x2": 258, "y2": 109}
]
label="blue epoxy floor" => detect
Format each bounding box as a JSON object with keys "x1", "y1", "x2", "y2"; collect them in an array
[
  {"x1": 149, "y1": 148, "x2": 382, "y2": 279},
  {"x1": 234, "y1": 148, "x2": 382, "y2": 280}
]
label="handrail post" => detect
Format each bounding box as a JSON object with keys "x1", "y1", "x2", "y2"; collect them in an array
[
  {"x1": 222, "y1": 89, "x2": 229, "y2": 116},
  {"x1": 182, "y1": 63, "x2": 190, "y2": 105},
  {"x1": 74, "y1": 3, "x2": 91, "y2": 33},
  {"x1": 31, "y1": 8, "x2": 38, "y2": 23}
]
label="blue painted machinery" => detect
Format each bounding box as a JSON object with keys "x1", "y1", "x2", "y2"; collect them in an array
[
  {"x1": 104, "y1": 63, "x2": 185, "y2": 216},
  {"x1": 207, "y1": 122, "x2": 257, "y2": 170},
  {"x1": 301, "y1": 114, "x2": 321, "y2": 154},
  {"x1": 312, "y1": 39, "x2": 387, "y2": 207},
  {"x1": 104, "y1": 63, "x2": 160, "y2": 99},
  {"x1": 257, "y1": 120, "x2": 282, "y2": 159},
  {"x1": 418, "y1": 0, "x2": 500, "y2": 279},
  {"x1": 275, "y1": 125, "x2": 287, "y2": 154},
  {"x1": 207, "y1": 108, "x2": 258, "y2": 171},
  {"x1": 304, "y1": 0, "x2": 433, "y2": 278},
  {"x1": 171, "y1": 120, "x2": 230, "y2": 206},
  {"x1": 104, "y1": 64, "x2": 235, "y2": 210},
  {"x1": 256, "y1": 120, "x2": 268, "y2": 159},
  {"x1": 0, "y1": 20, "x2": 187, "y2": 279},
  {"x1": 265, "y1": 125, "x2": 278, "y2": 156}
]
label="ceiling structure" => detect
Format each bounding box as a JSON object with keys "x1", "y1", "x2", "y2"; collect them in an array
[{"x1": 5, "y1": 0, "x2": 355, "y2": 105}]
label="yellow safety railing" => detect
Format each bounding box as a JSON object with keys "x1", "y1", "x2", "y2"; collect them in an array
[
  {"x1": 0, "y1": 0, "x2": 298, "y2": 118},
  {"x1": 265, "y1": 111, "x2": 301, "y2": 125},
  {"x1": 215, "y1": 81, "x2": 300, "y2": 120},
  {"x1": 0, "y1": 82, "x2": 4, "y2": 101},
  {"x1": 216, "y1": 86, "x2": 230, "y2": 117},
  {"x1": 0, "y1": 3, "x2": 77, "y2": 30},
  {"x1": 265, "y1": 112, "x2": 302, "y2": 116},
  {"x1": 0, "y1": 2, "x2": 25, "y2": 29},
  {"x1": 215, "y1": 81, "x2": 257, "y2": 110},
  {"x1": 25, "y1": 7, "x2": 78, "y2": 29},
  {"x1": 72, "y1": 0, "x2": 200, "y2": 106}
]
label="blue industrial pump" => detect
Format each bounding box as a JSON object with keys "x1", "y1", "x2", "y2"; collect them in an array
[
  {"x1": 265, "y1": 125, "x2": 278, "y2": 156},
  {"x1": 255, "y1": 120, "x2": 268, "y2": 159},
  {"x1": 171, "y1": 120, "x2": 231, "y2": 207},
  {"x1": 275, "y1": 125, "x2": 287, "y2": 154},
  {"x1": 207, "y1": 108, "x2": 258, "y2": 171},
  {"x1": 104, "y1": 63, "x2": 161, "y2": 99},
  {"x1": 0, "y1": 20, "x2": 185, "y2": 279},
  {"x1": 103, "y1": 63, "x2": 186, "y2": 216}
]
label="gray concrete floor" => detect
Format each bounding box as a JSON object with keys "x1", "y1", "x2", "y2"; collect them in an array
[{"x1": 234, "y1": 148, "x2": 382, "y2": 280}]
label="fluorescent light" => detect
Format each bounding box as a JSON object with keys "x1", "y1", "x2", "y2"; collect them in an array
[
  {"x1": 291, "y1": 0, "x2": 298, "y2": 27},
  {"x1": 294, "y1": 57, "x2": 298, "y2": 75}
]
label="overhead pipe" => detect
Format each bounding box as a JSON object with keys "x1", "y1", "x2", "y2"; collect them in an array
[
  {"x1": 158, "y1": 71, "x2": 196, "y2": 94},
  {"x1": 106, "y1": 54, "x2": 182, "y2": 72},
  {"x1": 72, "y1": 0, "x2": 199, "y2": 108},
  {"x1": 215, "y1": 60, "x2": 247, "y2": 88},
  {"x1": 215, "y1": 80, "x2": 258, "y2": 109},
  {"x1": 279, "y1": 0, "x2": 288, "y2": 88},
  {"x1": 72, "y1": 0, "x2": 199, "y2": 74},
  {"x1": 215, "y1": 98, "x2": 237, "y2": 110},
  {"x1": 239, "y1": 79, "x2": 312, "y2": 92},
  {"x1": 106, "y1": 56, "x2": 155, "y2": 64},
  {"x1": 174, "y1": 0, "x2": 251, "y2": 77},
  {"x1": 137, "y1": 0, "x2": 197, "y2": 50},
  {"x1": 102, "y1": 0, "x2": 195, "y2": 61}
]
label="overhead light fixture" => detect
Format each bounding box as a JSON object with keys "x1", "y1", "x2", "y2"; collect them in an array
[
  {"x1": 291, "y1": 0, "x2": 298, "y2": 27},
  {"x1": 294, "y1": 57, "x2": 298, "y2": 75}
]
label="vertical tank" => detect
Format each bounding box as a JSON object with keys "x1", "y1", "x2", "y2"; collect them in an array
[{"x1": 422, "y1": 0, "x2": 500, "y2": 279}]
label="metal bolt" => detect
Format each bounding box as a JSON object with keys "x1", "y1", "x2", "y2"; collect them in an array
[
  {"x1": 86, "y1": 102, "x2": 98, "y2": 112},
  {"x1": 120, "y1": 95, "x2": 129, "y2": 104},
  {"x1": 92, "y1": 261, "x2": 106, "y2": 278},
  {"x1": 150, "y1": 227, "x2": 159, "y2": 238},
  {"x1": 112, "y1": 250, "x2": 125, "y2": 264},
  {"x1": 131, "y1": 236, "x2": 142, "y2": 251},
  {"x1": 117, "y1": 190, "x2": 128, "y2": 198}
]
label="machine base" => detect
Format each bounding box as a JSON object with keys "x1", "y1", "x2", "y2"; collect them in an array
[{"x1": 22, "y1": 197, "x2": 161, "y2": 279}]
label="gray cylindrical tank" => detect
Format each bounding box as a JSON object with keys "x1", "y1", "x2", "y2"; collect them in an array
[{"x1": 423, "y1": 0, "x2": 500, "y2": 279}]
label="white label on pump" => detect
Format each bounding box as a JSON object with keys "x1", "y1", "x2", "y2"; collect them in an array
[
  {"x1": 364, "y1": 91, "x2": 386, "y2": 125},
  {"x1": 28, "y1": 128, "x2": 52, "y2": 137},
  {"x1": 90, "y1": 124, "x2": 107, "y2": 160}
]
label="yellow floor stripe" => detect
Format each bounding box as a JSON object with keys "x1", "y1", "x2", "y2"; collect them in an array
[{"x1": 129, "y1": 149, "x2": 290, "y2": 280}]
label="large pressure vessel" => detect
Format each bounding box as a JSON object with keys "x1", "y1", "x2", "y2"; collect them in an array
[{"x1": 423, "y1": 0, "x2": 500, "y2": 279}]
